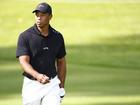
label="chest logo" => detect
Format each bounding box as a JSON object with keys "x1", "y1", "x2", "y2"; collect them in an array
[{"x1": 43, "y1": 47, "x2": 49, "y2": 50}]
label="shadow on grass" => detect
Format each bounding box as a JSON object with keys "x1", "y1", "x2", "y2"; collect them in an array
[
  {"x1": 0, "y1": 34, "x2": 140, "y2": 99},
  {"x1": 68, "y1": 34, "x2": 140, "y2": 70},
  {"x1": 0, "y1": 70, "x2": 22, "y2": 98}
]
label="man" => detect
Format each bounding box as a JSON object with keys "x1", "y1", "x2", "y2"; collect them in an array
[{"x1": 16, "y1": 2, "x2": 66, "y2": 105}]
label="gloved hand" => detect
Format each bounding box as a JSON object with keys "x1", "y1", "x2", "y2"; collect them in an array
[{"x1": 59, "y1": 88, "x2": 65, "y2": 102}]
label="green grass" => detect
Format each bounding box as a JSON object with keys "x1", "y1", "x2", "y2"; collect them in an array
[{"x1": 0, "y1": 0, "x2": 140, "y2": 105}]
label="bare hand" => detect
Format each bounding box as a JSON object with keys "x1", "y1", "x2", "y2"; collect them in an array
[{"x1": 36, "y1": 74, "x2": 50, "y2": 84}]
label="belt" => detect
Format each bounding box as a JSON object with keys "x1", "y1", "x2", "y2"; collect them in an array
[
  {"x1": 23, "y1": 73, "x2": 56, "y2": 81},
  {"x1": 27, "y1": 76, "x2": 37, "y2": 80}
]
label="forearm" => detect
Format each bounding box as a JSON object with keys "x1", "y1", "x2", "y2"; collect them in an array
[
  {"x1": 19, "y1": 55, "x2": 39, "y2": 78},
  {"x1": 58, "y1": 66, "x2": 66, "y2": 88},
  {"x1": 57, "y1": 57, "x2": 66, "y2": 88},
  {"x1": 19, "y1": 55, "x2": 51, "y2": 84},
  {"x1": 20, "y1": 61, "x2": 38, "y2": 78}
]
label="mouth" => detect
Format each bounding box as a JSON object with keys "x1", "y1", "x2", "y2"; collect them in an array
[
  {"x1": 36, "y1": 22, "x2": 42, "y2": 26},
  {"x1": 37, "y1": 22, "x2": 41, "y2": 24},
  {"x1": 36, "y1": 20, "x2": 41, "y2": 24}
]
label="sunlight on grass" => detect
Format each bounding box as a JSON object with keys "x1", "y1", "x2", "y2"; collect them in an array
[
  {"x1": 0, "y1": 1, "x2": 140, "y2": 46},
  {"x1": 0, "y1": 95, "x2": 140, "y2": 105},
  {"x1": 0, "y1": 94, "x2": 22, "y2": 105},
  {"x1": 0, "y1": 62, "x2": 20, "y2": 71},
  {"x1": 63, "y1": 95, "x2": 140, "y2": 105}
]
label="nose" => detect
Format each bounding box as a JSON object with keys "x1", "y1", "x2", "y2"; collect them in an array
[{"x1": 37, "y1": 16, "x2": 41, "y2": 20}]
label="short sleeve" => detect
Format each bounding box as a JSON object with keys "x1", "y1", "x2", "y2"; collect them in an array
[
  {"x1": 16, "y1": 33, "x2": 30, "y2": 58},
  {"x1": 56, "y1": 36, "x2": 66, "y2": 59}
]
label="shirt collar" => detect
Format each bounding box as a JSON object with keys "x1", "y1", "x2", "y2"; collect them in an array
[{"x1": 33, "y1": 24, "x2": 53, "y2": 37}]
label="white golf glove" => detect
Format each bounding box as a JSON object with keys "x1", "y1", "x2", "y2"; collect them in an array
[{"x1": 59, "y1": 88, "x2": 65, "y2": 102}]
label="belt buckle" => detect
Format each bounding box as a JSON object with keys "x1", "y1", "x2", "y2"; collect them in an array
[
  {"x1": 49, "y1": 77, "x2": 53, "y2": 80},
  {"x1": 49, "y1": 75, "x2": 56, "y2": 80}
]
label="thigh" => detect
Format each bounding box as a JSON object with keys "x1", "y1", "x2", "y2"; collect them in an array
[
  {"x1": 23, "y1": 99, "x2": 41, "y2": 105},
  {"x1": 41, "y1": 85, "x2": 60, "y2": 105},
  {"x1": 41, "y1": 95, "x2": 60, "y2": 105},
  {"x1": 22, "y1": 77, "x2": 42, "y2": 105}
]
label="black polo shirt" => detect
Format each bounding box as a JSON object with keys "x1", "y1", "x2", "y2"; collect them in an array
[{"x1": 16, "y1": 24, "x2": 66, "y2": 78}]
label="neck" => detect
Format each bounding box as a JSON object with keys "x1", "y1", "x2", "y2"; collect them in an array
[{"x1": 37, "y1": 24, "x2": 49, "y2": 37}]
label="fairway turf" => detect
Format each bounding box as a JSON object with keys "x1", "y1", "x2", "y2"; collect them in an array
[{"x1": 0, "y1": 0, "x2": 140, "y2": 105}]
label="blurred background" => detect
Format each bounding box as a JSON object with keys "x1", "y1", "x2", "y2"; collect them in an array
[{"x1": 0, "y1": 0, "x2": 140, "y2": 105}]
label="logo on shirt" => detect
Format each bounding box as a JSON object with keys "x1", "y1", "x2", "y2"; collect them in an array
[{"x1": 43, "y1": 47, "x2": 49, "y2": 50}]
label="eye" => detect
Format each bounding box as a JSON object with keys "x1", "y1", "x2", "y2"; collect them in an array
[
  {"x1": 35, "y1": 12, "x2": 39, "y2": 17},
  {"x1": 41, "y1": 13, "x2": 47, "y2": 16}
]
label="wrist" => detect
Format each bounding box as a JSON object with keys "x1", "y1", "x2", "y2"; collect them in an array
[
  {"x1": 59, "y1": 84, "x2": 64, "y2": 88},
  {"x1": 32, "y1": 71, "x2": 39, "y2": 79}
]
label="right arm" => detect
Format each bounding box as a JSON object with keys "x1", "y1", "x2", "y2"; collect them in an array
[{"x1": 19, "y1": 55, "x2": 49, "y2": 84}]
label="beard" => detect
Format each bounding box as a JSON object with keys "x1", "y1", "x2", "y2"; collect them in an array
[{"x1": 36, "y1": 21, "x2": 49, "y2": 29}]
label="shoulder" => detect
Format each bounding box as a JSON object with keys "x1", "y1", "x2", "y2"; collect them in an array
[
  {"x1": 20, "y1": 26, "x2": 34, "y2": 36},
  {"x1": 19, "y1": 26, "x2": 35, "y2": 39},
  {"x1": 50, "y1": 26, "x2": 64, "y2": 40}
]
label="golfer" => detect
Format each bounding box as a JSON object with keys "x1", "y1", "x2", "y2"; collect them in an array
[{"x1": 16, "y1": 2, "x2": 66, "y2": 105}]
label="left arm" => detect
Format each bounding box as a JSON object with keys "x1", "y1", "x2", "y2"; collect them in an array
[{"x1": 57, "y1": 57, "x2": 67, "y2": 88}]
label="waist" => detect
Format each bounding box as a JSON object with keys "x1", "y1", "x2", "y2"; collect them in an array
[{"x1": 23, "y1": 72, "x2": 57, "y2": 81}]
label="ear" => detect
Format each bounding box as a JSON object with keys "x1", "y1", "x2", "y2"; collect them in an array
[{"x1": 49, "y1": 14, "x2": 52, "y2": 20}]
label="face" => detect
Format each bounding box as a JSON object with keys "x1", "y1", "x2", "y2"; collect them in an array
[{"x1": 35, "y1": 11, "x2": 52, "y2": 28}]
